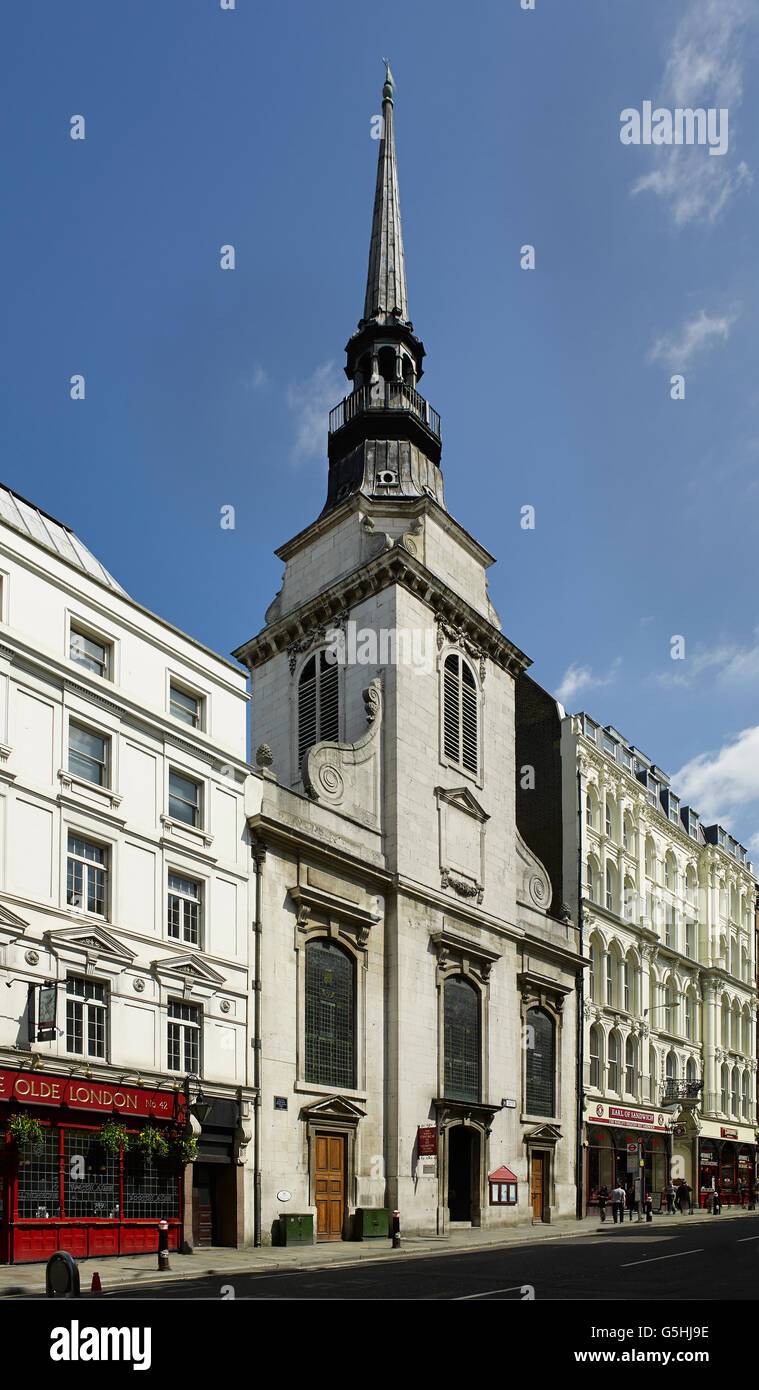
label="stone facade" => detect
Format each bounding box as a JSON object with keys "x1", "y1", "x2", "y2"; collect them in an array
[{"x1": 234, "y1": 67, "x2": 583, "y2": 1240}]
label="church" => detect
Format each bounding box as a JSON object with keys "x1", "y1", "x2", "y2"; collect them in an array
[{"x1": 234, "y1": 65, "x2": 584, "y2": 1241}]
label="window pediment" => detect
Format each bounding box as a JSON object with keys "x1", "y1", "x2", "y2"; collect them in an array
[
  {"x1": 152, "y1": 953, "x2": 225, "y2": 986},
  {"x1": 44, "y1": 923, "x2": 135, "y2": 964}
]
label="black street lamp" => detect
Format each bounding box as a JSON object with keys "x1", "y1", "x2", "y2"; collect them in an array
[{"x1": 184, "y1": 1073, "x2": 211, "y2": 1124}]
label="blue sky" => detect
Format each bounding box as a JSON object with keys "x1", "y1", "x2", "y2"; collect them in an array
[{"x1": 2, "y1": 0, "x2": 758, "y2": 857}]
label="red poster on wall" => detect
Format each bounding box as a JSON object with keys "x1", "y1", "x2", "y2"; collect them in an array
[{"x1": 417, "y1": 1126, "x2": 437, "y2": 1156}]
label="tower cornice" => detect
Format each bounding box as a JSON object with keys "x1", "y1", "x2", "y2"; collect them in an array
[{"x1": 233, "y1": 543, "x2": 529, "y2": 679}]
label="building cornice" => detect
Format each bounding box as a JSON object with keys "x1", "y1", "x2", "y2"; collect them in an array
[{"x1": 234, "y1": 546, "x2": 529, "y2": 678}]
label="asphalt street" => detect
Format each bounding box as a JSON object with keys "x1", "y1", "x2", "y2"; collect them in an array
[{"x1": 106, "y1": 1212, "x2": 759, "y2": 1300}]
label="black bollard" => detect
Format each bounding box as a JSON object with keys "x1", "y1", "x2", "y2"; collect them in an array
[
  {"x1": 46, "y1": 1250, "x2": 80, "y2": 1299},
  {"x1": 391, "y1": 1210, "x2": 401, "y2": 1249},
  {"x1": 158, "y1": 1219, "x2": 171, "y2": 1271}
]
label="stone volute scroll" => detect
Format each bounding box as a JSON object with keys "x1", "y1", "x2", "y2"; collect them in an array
[
  {"x1": 302, "y1": 677, "x2": 382, "y2": 828},
  {"x1": 515, "y1": 828, "x2": 553, "y2": 915}
]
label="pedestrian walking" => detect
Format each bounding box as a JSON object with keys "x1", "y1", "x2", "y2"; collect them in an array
[
  {"x1": 664, "y1": 1181, "x2": 676, "y2": 1214},
  {"x1": 597, "y1": 1184, "x2": 609, "y2": 1223},
  {"x1": 737, "y1": 1179, "x2": 747, "y2": 1207},
  {"x1": 611, "y1": 1183, "x2": 626, "y2": 1224},
  {"x1": 677, "y1": 1180, "x2": 692, "y2": 1214},
  {"x1": 625, "y1": 1183, "x2": 637, "y2": 1221}
]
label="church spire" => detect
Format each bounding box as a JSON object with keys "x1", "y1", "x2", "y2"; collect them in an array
[
  {"x1": 363, "y1": 61, "x2": 408, "y2": 326},
  {"x1": 321, "y1": 63, "x2": 444, "y2": 517}
]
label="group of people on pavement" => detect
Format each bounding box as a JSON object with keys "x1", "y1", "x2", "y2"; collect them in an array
[
  {"x1": 596, "y1": 1174, "x2": 755, "y2": 1220},
  {"x1": 597, "y1": 1177, "x2": 695, "y2": 1222}
]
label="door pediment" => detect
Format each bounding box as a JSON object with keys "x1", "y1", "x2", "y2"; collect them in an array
[
  {"x1": 524, "y1": 1124, "x2": 562, "y2": 1145},
  {"x1": 300, "y1": 1095, "x2": 366, "y2": 1122}
]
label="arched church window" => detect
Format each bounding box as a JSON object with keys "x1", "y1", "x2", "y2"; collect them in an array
[
  {"x1": 443, "y1": 653, "x2": 479, "y2": 776},
  {"x1": 304, "y1": 939, "x2": 355, "y2": 1089},
  {"x1": 297, "y1": 651, "x2": 339, "y2": 765},
  {"x1": 443, "y1": 976, "x2": 481, "y2": 1102},
  {"x1": 525, "y1": 1008, "x2": 556, "y2": 1116}
]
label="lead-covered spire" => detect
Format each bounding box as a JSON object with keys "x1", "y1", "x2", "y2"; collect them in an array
[
  {"x1": 320, "y1": 62, "x2": 444, "y2": 517},
  {"x1": 363, "y1": 61, "x2": 408, "y2": 325}
]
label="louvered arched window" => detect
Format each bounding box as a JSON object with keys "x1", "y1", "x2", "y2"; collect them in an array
[
  {"x1": 297, "y1": 651, "x2": 339, "y2": 765},
  {"x1": 442, "y1": 653, "x2": 478, "y2": 776}
]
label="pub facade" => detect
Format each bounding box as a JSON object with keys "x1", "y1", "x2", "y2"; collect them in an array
[
  {"x1": 0, "y1": 1068, "x2": 186, "y2": 1262},
  {"x1": 0, "y1": 485, "x2": 255, "y2": 1261}
]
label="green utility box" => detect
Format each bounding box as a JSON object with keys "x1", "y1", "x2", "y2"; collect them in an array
[
  {"x1": 354, "y1": 1207, "x2": 390, "y2": 1240},
  {"x1": 280, "y1": 1213, "x2": 314, "y2": 1246}
]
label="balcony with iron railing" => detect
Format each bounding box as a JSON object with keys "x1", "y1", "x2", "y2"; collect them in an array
[
  {"x1": 660, "y1": 1078, "x2": 703, "y2": 1108},
  {"x1": 328, "y1": 380, "x2": 441, "y2": 440}
]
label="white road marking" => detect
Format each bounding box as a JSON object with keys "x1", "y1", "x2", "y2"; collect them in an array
[
  {"x1": 455, "y1": 1285, "x2": 529, "y2": 1300},
  {"x1": 736, "y1": 1236, "x2": 759, "y2": 1243},
  {"x1": 620, "y1": 1248, "x2": 703, "y2": 1268}
]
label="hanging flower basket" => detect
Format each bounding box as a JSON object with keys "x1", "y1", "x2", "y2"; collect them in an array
[
  {"x1": 100, "y1": 1120, "x2": 131, "y2": 1154},
  {"x1": 171, "y1": 1135, "x2": 198, "y2": 1164},
  {"x1": 135, "y1": 1126, "x2": 169, "y2": 1159},
  {"x1": 9, "y1": 1113, "x2": 45, "y2": 1148}
]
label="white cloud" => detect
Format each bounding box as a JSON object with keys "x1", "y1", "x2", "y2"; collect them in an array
[
  {"x1": 648, "y1": 309, "x2": 737, "y2": 368},
  {"x1": 631, "y1": 0, "x2": 754, "y2": 226},
  {"x1": 674, "y1": 725, "x2": 759, "y2": 850},
  {"x1": 555, "y1": 657, "x2": 621, "y2": 707},
  {"x1": 246, "y1": 365, "x2": 268, "y2": 391},
  {"x1": 286, "y1": 361, "x2": 344, "y2": 465},
  {"x1": 656, "y1": 628, "x2": 759, "y2": 688}
]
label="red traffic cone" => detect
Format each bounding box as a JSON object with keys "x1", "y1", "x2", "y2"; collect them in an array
[{"x1": 91, "y1": 1271, "x2": 103, "y2": 1295}]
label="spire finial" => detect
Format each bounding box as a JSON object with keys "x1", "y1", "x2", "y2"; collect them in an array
[{"x1": 382, "y1": 57, "x2": 394, "y2": 101}]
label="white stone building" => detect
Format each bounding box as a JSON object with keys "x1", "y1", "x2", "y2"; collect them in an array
[
  {"x1": 0, "y1": 486, "x2": 254, "y2": 1263},
  {"x1": 234, "y1": 65, "x2": 583, "y2": 1243},
  {"x1": 559, "y1": 707, "x2": 757, "y2": 1209}
]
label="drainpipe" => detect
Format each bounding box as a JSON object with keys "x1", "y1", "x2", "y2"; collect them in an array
[
  {"x1": 575, "y1": 764, "x2": 586, "y2": 1221},
  {"x1": 252, "y1": 838, "x2": 265, "y2": 1247}
]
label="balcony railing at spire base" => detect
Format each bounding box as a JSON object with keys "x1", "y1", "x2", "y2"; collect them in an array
[{"x1": 329, "y1": 381, "x2": 441, "y2": 440}]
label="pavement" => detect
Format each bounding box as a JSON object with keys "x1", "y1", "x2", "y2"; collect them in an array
[{"x1": 1, "y1": 1202, "x2": 756, "y2": 1297}]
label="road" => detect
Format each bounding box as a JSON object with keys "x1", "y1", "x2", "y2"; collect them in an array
[{"x1": 107, "y1": 1212, "x2": 759, "y2": 1300}]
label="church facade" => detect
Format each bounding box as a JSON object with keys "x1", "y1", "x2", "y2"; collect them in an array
[{"x1": 235, "y1": 67, "x2": 584, "y2": 1241}]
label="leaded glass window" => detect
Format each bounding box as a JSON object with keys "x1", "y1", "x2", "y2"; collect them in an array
[
  {"x1": 525, "y1": 1007, "x2": 555, "y2": 1116},
  {"x1": 63, "y1": 1128, "x2": 119, "y2": 1218},
  {"x1": 16, "y1": 1127, "x2": 60, "y2": 1218},
  {"x1": 123, "y1": 1150, "x2": 179, "y2": 1219},
  {"x1": 304, "y1": 939, "x2": 355, "y2": 1088},
  {"x1": 443, "y1": 976, "x2": 480, "y2": 1102}
]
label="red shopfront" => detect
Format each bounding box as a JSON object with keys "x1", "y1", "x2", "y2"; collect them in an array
[
  {"x1": 0, "y1": 1068, "x2": 186, "y2": 1264},
  {"x1": 698, "y1": 1133, "x2": 756, "y2": 1208}
]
